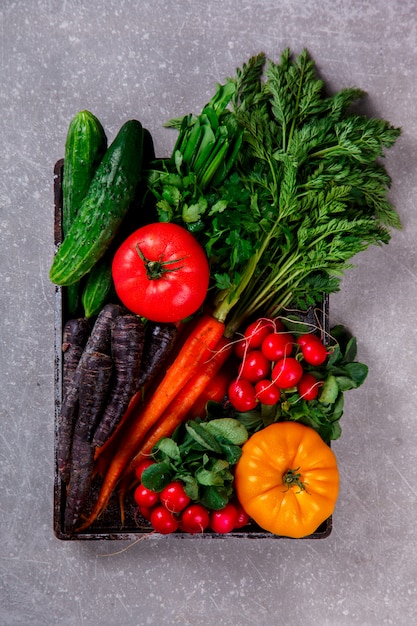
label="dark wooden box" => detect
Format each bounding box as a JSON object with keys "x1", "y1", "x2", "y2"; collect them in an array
[{"x1": 53, "y1": 159, "x2": 332, "y2": 540}]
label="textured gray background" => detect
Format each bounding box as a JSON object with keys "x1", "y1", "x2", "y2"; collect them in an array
[{"x1": 1, "y1": 1, "x2": 416, "y2": 625}]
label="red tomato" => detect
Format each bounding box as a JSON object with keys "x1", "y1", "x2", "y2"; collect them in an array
[
  {"x1": 261, "y1": 331, "x2": 295, "y2": 361},
  {"x1": 255, "y1": 379, "x2": 281, "y2": 405},
  {"x1": 160, "y1": 481, "x2": 191, "y2": 514},
  {"x1": 180, "y1": 504, "x2": 210, "y2": 534},
  {"x1": 238, "y1": 350, "x2": 270, "y2": 383},
  {"x1": 210, "y1": 503, "x2": 238, "y2": 534},
  {"x1": 133, "y1": 484, "x2": 160, "y2": 508},
  {"x1": 272, "y1": 357, "x2": 304, "y2": 389},
  {"x1": 150, "y1": 505, "x2": 179, "y2": 534},
  {"x1": 228, "y1": 379, "x2": 257, "y2": 412},
  {"x1": 112, "y1": 222, "x2": 210, "y2": 323}
]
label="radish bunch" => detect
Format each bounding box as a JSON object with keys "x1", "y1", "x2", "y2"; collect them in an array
[
  {"x1": 228, "y1": 318, "x2": 328, "y2": 412},
  {"x1": 134, "y1": 460, "x2": 249, "y2": 534}
]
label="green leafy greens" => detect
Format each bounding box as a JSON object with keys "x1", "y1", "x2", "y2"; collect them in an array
[
  {"x1": 141, "y1": 417, "x2": 249, "y2": 510},
  {"x1": 147, "y1": 49, "x2": 401, "y2": 337}
]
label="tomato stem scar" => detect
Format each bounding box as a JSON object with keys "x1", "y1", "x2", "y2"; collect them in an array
[{"x1": 135, "y1": 244, "x2": 189, "y2": 280}]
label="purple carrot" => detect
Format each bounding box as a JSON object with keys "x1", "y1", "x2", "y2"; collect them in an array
[
  {"x1": 135, "y1": 321, "x2": 178, "y2": 391},
  {"x1": 64, "y1": 350, "x2": 113, "y2": 530},
  {"x1": 92, "y1": 314, "x2": 144, "y2": 448},
  {"x1": 62, "y1": 317, "x2": 91, "y2": 397},
  {"x1": 64, "y1": 435, "x2": 95, "y2": 532},
  {"x1": 57, "y1": 303, "x2": 123, "y2": 482}
]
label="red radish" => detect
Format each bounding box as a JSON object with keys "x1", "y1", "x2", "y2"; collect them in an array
[
  {"x1": 298, "y1": 373, "x2": 321, "y2": 400},
  {"x1": 255, "y1": 379, "x2": 281, "y2": 405},
  {"x1": 296, "y1": 333, "x2": 320, "y2": 348},
  {"x1": 261, "y1": 331, "x2": 295, "y2": 361},
  {"x1": 133, "y1": 484, "x2": 159, "y2": 509},
  {"x1": 238, "y1": 349, "x2": 270, "y2": 383},
  {"x1": 234, "y1": 502, "x2": 250, "y2": 528},
  {"x1": 210, "y1": 503, "x2": 238, "y2": 534},
  {"x1": 244, "y1": 318, "x2": 275, "y2": 346},
  {"x1": 138, "y1": 505, "x2": 153, "y2": 521},
  {"x1": 228, "y1": 379, "x2": 257, "y2": 412},
  {"x1": 272, "y1": 357, "x2": 303, "y2": 389},
  {"x1": 234, "y1": 318, "x2": 275, "y2": 358},
  {"x1": 150, "y1": 505, "x2": 179, "y2": 534},
  {"x1": 180, "y1": 504, "x2": 210, "y2": 534},
  {"x1": 160, "y1": 481, "x2": 191, "y2": 514},
  {"x1": 134, "y1": 459, "x2": 155, "y2": 482},
  {"x1": 301, "y1": 339, "x2": 328, "y2": 366}
]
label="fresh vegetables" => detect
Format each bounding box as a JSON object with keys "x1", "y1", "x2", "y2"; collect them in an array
[
  {"x1": 234, "y1": 422, "x2": 340, "y2": 538},
  {"x1": 127, "y1": 416, "x2": 250, "y2": 534},
  {"x1": 76, "y1": 316, "x2": 225, "y2": 529},
  {"x1": 112, "y1": 222, "x2": 210, "y2": 322},
  {"x1": 179, "y1": 504, "x2": 210, "y2": 534},
  {"x1": 227, "y1": 315, "x2": 368, "y2": 442},
  {"x1": 140, "y1": 417, "x2": 248, "y2": 511},
  {"x1": 62, "y1": 110, "x2": 108, "y2": 315},
  {"x1": 50, "y1": 119, "x2": 144, "y2": 286},
  {"x1": 210, "y1": 503, "x2": 239, "y2": 534},
  {"x1": 159, "y1": 481, "x2": 191, "y2": 514},
  {"x1": 52, "y1": 49, "x2": 401, "y2": 537}
]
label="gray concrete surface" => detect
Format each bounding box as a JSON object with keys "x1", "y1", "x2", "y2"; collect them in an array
[{"x1": 1, "y1": 1, "x2": 416, "y2": 624}]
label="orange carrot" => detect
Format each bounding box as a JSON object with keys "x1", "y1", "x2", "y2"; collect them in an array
[
  {"x1": 76, "y1": 313, "x2": 225, "y2": 530},
  {"x1": 188, "y1": 362, "x2": 235, "y2": 419},
  {"x1": 130, "y1": 335, "x2": 233, "y2": 469},
  {"x1": 116, "y1": 335, "x2": 233, "y2": 525}
]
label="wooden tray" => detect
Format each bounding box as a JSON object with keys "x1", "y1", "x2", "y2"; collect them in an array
[{"x1": 53, "y1": 159, "x2": 333, "y2": 540}]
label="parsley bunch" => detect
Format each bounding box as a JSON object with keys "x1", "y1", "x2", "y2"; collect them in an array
[{"x1": 149, "y1": 49, "x2": 401, "y2": 337}]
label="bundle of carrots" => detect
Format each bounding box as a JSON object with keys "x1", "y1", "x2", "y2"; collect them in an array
[{"x1": 78, "y1": 312, "x2": 233, "y2": 530}]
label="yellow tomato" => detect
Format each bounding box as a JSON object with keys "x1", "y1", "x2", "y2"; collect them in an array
[{"x1": 234, "y1": 422, "x2": 339, "y2": 538}]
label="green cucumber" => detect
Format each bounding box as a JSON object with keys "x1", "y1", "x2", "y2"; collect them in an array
[
  {"x1": 63, "y1": 110, "x2": 107, "y2": 237},
  {"x1": 79, "y1": 127, "x2": 157, "y2": 317},
  {"x1": 50, "y1": 119, "x2": 144, "y2": 286},
  {"x1": 62, "y1": 110, "x2": 107, "y2": 314},
  {"x1": 81, "y1": 261, "x2": 114, "y2": 318}
]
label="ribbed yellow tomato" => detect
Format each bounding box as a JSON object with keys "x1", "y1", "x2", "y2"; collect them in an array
[{"x1": 234, "y1": 422, "x2": 339, "y2": 538}]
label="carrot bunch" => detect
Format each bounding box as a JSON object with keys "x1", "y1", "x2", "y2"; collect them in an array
[{"x1": 78, "y1": 313, "x2": 232, "y2": 530}]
